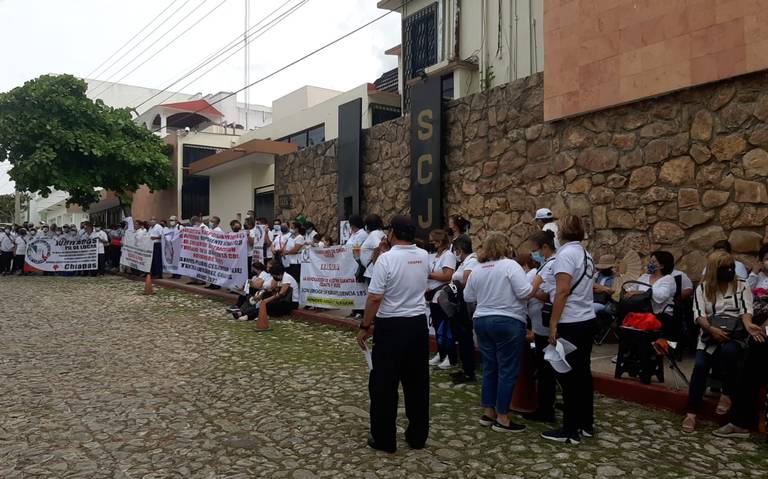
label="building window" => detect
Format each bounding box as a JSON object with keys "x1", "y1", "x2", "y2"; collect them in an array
[
  {"x1": 402, "y1": 2, "x2": 438, "y2": 110},
  {"x1": 441, "y1": 73, "x2": 454, "y2": 101},
  {"x1": 371, "y1": 104, "x2": 402, "y2": 126},
  {"x1": 278, "y1": 124, "x2": 325, "y2": 150}
]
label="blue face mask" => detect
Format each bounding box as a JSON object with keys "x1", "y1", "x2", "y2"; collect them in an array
[
  {"x1": 647, "y1": 263, "x2": 658, "y2": 274},
  {"x1": 532, "y1": 251, "x2": 545, "y2": 266}
]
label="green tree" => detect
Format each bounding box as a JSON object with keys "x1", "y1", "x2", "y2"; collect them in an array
[
  {"x1": 0, "y1": 74, "x2": 173, "y2": 211},
  {"x1": 0, "y1": 194, "x2": 14, "y2": 223}
]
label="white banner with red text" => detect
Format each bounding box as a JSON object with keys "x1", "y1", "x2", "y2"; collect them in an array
[
  {"x1": 177, "y1": 227, "x2": 248, "y2": 288},
  {"x1": 24, "y1": 237, "x2": 98, "y2": 272},
  {"x1": 299, "y1": 246, "x2": 367, "y2": 309}
]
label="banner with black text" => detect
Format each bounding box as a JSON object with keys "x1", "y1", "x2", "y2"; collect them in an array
[
  {"x1": 299, "y1": 246, "x2": 367, "y2": 309},
  {"x1": 120, "y1": 231, "x2": 154, "y2": 273},
  {"x1": 24, "y1": 238, "x2": 97, "y2": 272},
  {"x1": 178, "y1": 227, "x2": 248, "y2": 288}
]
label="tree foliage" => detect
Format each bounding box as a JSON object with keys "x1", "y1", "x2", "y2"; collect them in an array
[
  {"x1": 0, "y1": 74, "x2": 173, "y2": 209},
  {"x1": 0, "y1": 194, "x2": 14, "y2": 223}
]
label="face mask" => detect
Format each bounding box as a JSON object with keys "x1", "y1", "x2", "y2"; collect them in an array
[
  {"x1": 447, "y1": 227, "x2": 455, "y2": 237},
  {"x1": 647, "y1": 263, "x2": 658, "y2": 274},
  {"x1": 717, "y1": 266, "x2": 736, "y2": 283},
  {"x1": 274, "y1": 226, "x2": 280, "y2": 232},
  {"x1": 289, "y1": 228, "x2": 295, "y2": 235},
  {"x1": 232, "y1": 227, "x2": 241, "y2": 233},
  {"x1": 531, "y1": 251, "x2": 544, "y2": 265},
  {"x1": 280, "y1": 226, "x2": 288, "y2": 234},
  {"x1": 170, "y1": 221, "x2": 177, "y2": 226},
  {"x1": 318, "y1": 242, "x2": 326, "y2": 248},
  {"x1": 95, "y1": 227, "x2": 101, "y2": 232},
  {"x1": 209, "y1": 222, "x2": 215, "y2": 228}
]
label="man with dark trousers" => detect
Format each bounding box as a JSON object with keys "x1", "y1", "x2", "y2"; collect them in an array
[{"x1": 356, "y1": 215, "x2": 430, "y2": 453}]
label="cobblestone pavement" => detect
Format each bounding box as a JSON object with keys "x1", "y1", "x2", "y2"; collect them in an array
[{"x1": 1, "y1": 276, "x2": 767, "y2": 478}]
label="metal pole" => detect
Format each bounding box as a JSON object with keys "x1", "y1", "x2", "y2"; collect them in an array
[{"x1": 244, "y1": 0, "x2": 250, "y2": 130}]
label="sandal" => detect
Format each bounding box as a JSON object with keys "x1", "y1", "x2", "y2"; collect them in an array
[
  {"x1": 716, "y1": 395, "x2": 732, "y2": 415},
  {"x1": 681, "y1": 414, "x2": 696, "y2": 433}
]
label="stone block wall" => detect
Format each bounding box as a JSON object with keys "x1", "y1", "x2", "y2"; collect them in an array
[{"x1": 275, "y1": 70, "x2": 768, "y2": 280}]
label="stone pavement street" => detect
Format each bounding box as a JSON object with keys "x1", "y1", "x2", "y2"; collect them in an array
[{"x1": 1, "y1": 277, "x2": 767, "y2": 478}]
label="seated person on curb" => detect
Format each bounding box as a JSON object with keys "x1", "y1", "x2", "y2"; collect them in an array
[
  {"x1": 682, "y1": 251, "x2": 754, "y2": 434},
  {"x1": 747, "y1": 244, "x2": 768, "y2": 290},
  {"x1": 703, "y1": 240, "x2": 749, "y2": 281},
  {"x1": 227, "y1": 262, "x2": 271, "y2": 318},
  {"x1": 625, "y1": 251, "x2": 679, "y2": 340},
  {"x1": 593, "y1": 254, "x2": 617, "y2": 322},
  {"x1": 248, "y1": 261, "x2": 299, "y2": 320}
]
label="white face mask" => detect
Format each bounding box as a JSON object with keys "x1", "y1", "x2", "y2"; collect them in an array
[
  {"x1": 170, "y1": 221, "x2": 177, "y2": 226},
  {"x1": 95, "y1": 227, "x2": 101, "y2": 232},
  {"x1": 318, "y1": 242, "x2": 326, "y2": 248}
]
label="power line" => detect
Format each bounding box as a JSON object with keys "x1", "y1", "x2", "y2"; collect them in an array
[
  {"x1": 132, "y1": 0, "x2": 301, "y2": 111},
  {"x1": 91, "y1": 0, "x2": 225, "y2": 98},
  {"x1": 146, "y1": 3, "x2": 400, "y2": 135},
  {"x1": 150, "y1": 0, "x2": 309, "y2": 110},
  {"x1": 85, "y1": 0, "x2": 183, "y2": 80}
]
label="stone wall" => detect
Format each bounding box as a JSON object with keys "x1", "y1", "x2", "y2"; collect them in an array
[{"x1": 275, "y1": 71, "x2": 768, "y2": 280}]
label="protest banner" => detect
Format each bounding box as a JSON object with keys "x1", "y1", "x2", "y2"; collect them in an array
[
  {"x1": 162, "y1": 228, "x2": 181, "y2": 274},
  {"x1": 251, "y1": 225, "x2": 266, "y2": 264},
  {"x1": 24, "y1": 237, "x2": 97, "y2": 272},
  {"x1": 120, "y1": 231, "x2": 154, "y2": 273},
  {"x1": 340, "y1": 220, "x2": 351, "y2": 244},
  {"x1": 299, "y1": 246, "x2": 367, "y2": 309},
  {"x1": 178, "y1": 227, "x2": 248, "y2": 288}
]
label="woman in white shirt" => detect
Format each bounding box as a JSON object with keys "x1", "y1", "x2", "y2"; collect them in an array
[
  {"x1": 747, "y1": 244, "x2": 768, "y2": 291},
  {"x1": 682, "y1": 251, "x2": 757, "y2": 434},
  {"x1": 12, "y1": 228, "x2": 28, "y2": 275},
  {"x1": 283, "y1": 221, "x2": 306, "y2": 285},
  {"x1": 626, "y1": 251, "x2": 679, "y2": 340},
  {"x1": 541, "y1": 216, "x2": 596, "y2": 445},
  {"x1": 230, "y1": 261, "x2": 273, "y2": 319},
  {"x1": 449, "y1": 234, "x2": 479, "y2": 384},
  {"x1": 359, "y1": 214, "x2": 387, "y2": 281},
  {"x1": 463, "y1": 232, "x2": 533, "y2": 433},
  {"x1": 252, "y1": 261, "x2": 300, "y2": 332},
  {"x1": 345, "y1": 214, "x2": 369, "y2": 248},
  {"x1": 525, "y1": 229, "x2": 558, "y2": 423},
  {"x1": 426, "y1": 230, "x2": 457, "y2": 370}
]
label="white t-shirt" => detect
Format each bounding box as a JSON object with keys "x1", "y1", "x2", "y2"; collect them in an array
[
  {"x1": 463, "y1": 258, "x2": 532, "y2": 322},
  {"x1": 14, "y1": 235, "x2": 27, "y2": 255},
  {"x1": 543, "y1": 222, "x2": 561, "y2": 249},
  {"x1": 360, "y1": 229, "x2": 386, "y2": 278},
  {"x1": 702, "y1": 261, "x2": 749, "y2": 282},
  {"x1": 748, "y1": 271, "x2": 768, "y2": 290},
  {"x1": 286, "y1": 234, "x2": 305, "y2": 265},
  {"x1": 346, "y1": 228, "x2": 369, "y2": 247},
  {"x1": 274, "y1": 272, "x2": 299, "y2": 302},
  {"x1": 90, "y1": 230, "x2": 108, "y2": 254},
  {"x1": 631, "y1": 273, "x2": 677, "y2": 315},
  {"x1": 529, "y1": 255, "x2": 557, "y2": 336},
  {"x1": 272, "y1": 233, "x2": 289, "y2": 266},
  {"x1": 267, "y1": 228, "x2": 280, "y2": 258},
  {"x1": 0, "y1": 231, "x2": 15, "y2": 252},
  {"x1": 368, "y1": 244, "x2": 430, "y2": 318},
  {"x1": 551, "y1": 242, "x2": 596, "y2": 324},
  {"x1": 452, "y1": 252, "x2": 479, "y2": 285},
  {"x1": 252, "y1": 270, "x2": 273, "y2": 291},
  {"x1": 149, "y1": 224, "x2": 163, "y2": 243},
  {"x1": 427, "y1": 249, "x2": 458, "y2": 292}
]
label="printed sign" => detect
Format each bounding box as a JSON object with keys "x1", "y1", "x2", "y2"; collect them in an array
[
  {"x1": 251, "y1": 225, "x2": 266, "y2": 264},
  {"x1": 162, "y1": 228, "x2": 181, "y2": 274},
  {"x1": 120, "y1": 231, "x2": 154, "y2": 273},
  {"x1": 340, "y1": 220, "x2": 351, "y2": 244},
  {"x1": 24, "y1": 238, "x2": 97, "y2": 272},
  {"x1": 299, "y1": 246, "x2": 367, "y2": 309},
  {"x1": 178, "y1": 227, "x2": 248, "y2": 289},
  {"x1": 410, "y1": 76, "x2": 443, "y2": 239}
]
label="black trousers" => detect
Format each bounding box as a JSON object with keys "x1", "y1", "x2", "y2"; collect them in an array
[
  {"x1": 91, "y1": 253, "x2": 106, "y2": 276},
  {"x1": 247, "y1": 256, "x2": 253, "y2": 281},
  {"x1": 430, "y1": 303, "x2": 457, "y2": 363},
  {"x1": 369, "y1": 315, "x2": 430, "y2": 451},
  {"x1": 12, "y1": 254, "x2": 25, "y2": 274},
  {"x1": 0, "y1": 251, "x2": 12, "y2": 274},
  {"x1": 687, "y1": 341, "x2": 744, "y2": 413},
  {"x1": 730, "y1": 340, "x2": 768, "y2": 429},
  {"x1": 555, "y1": 319, "x2": 596, "y2": 435},
  {"x1": 287, "y1": 264, "x2": 301, "y2": 285},
  {"x1": 534, "y1": 333, "x2": 557, "y2": 416},
  {"x1": 455, "y1": 308, "x2": 476, "y2": 377},
  {"x1": 151, "y1": 243, "x2": 162, "y2": 278}
]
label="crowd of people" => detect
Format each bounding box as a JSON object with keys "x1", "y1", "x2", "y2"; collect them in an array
[{"x1": 4, "y1": 206, "x2": 767, "y2": 451}]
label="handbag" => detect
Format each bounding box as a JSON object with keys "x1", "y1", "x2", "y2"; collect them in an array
[
  {"x1": 354, "y1": 259, "x2": 368, "y2": 283},
  {"x1": 435, "y1": 282, "x2": 461, "y2": 318},
  {"x1": 618, "y1": 281, "x2": 653, "y2": 324},
  {"x1": 700, "y1": 287, "x2": 747, "y2": 343}
]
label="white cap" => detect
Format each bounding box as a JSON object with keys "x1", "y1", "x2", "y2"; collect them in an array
[
  {"x1": 535, "y1": 208, "x2": 555, "y2": 220},
  {"x1": 543, "y1": 339, "x2": 577, "y2": 374}
]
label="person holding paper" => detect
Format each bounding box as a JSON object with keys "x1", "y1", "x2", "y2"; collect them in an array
[
  {"x1": 356, "y1": 215, "x2": 430, "y2": 454},
  {"x1": 541, "y1": 216, "x2": 596, "y2": 445}
]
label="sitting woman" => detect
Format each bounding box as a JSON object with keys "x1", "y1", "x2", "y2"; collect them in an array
[
  {"x1": 747, "y1": 244, "x2": 768, "y2": 291},
  {"x1": 625, "y1": 251, "x2": 679, "y2": 340},
  {"x1": 682, "y1": 251, "x2": 754, "y2": 433},
  {"x1": 229, "y1": 262, "x2": 272, "y2": 319},
  {"x1": 242, "y1": 261, "x2": 299, "y2": 331},
  {"x1": 463, "y1": 232, "x2": 533, "y2": 433}
]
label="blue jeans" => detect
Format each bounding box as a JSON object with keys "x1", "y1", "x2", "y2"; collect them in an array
[{"x1": 474, "y1": 315, "x2": 526, "y2": 414}]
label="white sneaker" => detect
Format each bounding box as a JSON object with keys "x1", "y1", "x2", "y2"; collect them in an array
[
  {"x1": 428, "y1": 353, "x2": 442, "y2": 366},
  {"x1": 438, "y1": 357, "x2": 453, "y2": 369}
]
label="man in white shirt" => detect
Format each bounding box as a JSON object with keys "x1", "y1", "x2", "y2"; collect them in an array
[
  {"x1": 163, "y1": 216, "x2": 182, "y2": 278},
  {"x1": 85, "y1": 222, "x2": 109, "y2": 276},
  {"x1": 209, "y1": 216, "x2": 223, "y2": 232},
  {"x1": 148, "y1": 218, "x2": 164, "y2": 279},
  {"x1": 345, "y1": 214, "x2": 369, "y2": 248},
  {"x1": 0, "y1": 226, "x2": 15, "y2": 275},
  {"x1": 12, "y1": 228, "x2": 29, "y2": 275},
  {"x1": 356, "y1": 215, "x2": 430, "y2": 454},
  {"x1": 534, "y1": 208, "x2": 561, "y2": 249}
]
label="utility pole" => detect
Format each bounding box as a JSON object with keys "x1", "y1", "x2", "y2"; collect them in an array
[
  {"x1": 14, "y1": 191, "x2": 20, "y2": 224},
  {"x1": 244, "y1": 0, "x2": 250, "y2": 131}
]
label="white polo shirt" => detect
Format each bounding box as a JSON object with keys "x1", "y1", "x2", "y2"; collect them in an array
[
  {"x1": 551, "y1": 241, "x2": 596, "y2": 324},
  {"x1": 427, "y1": 249, "x2": 457, "y2": 292},
  {"x1": 274, "y1": 272, "x2": 299, "y2": 303},
  {"x1": 463, "y1": 258, "x2": 532, "y2": 322},
  {"x1": 360, "y1": 229, "x2": 386, "y2": 278},
  {"x1": 286, "y1": 234, "x2": 305, "y2": 265},
  {"x1": 529, "y1": 255, "x2": 557, "y2": 336},
  {"x1": 0, "y1": 232, "x2": 15, "y2": 252},
  {"x1": 149, "y1": 224, "x2": 163, "y2": 243},
  {"x1": 90, "y1": 230, "x2": 108, "y2": 255},
  {"x1": 451, "y1": 252, "x2": 478, "y2": 285},
  {"x1": 368, "y1": 244, "x2": 430, "y2": 318},
  {"x1": 346, "y1": 228, "x2": 369, "y2": 247},
  {"x1": 14, "y1": 235, "x2": 27, "y2": 255}
]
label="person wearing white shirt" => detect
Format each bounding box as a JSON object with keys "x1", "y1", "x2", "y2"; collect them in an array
[
  {"x1": 359, "y1": 215, "x2": 387, "y2": 280},
  {"x1": 162, "y1": 216, "x2": 182, "y2": 278},
  {"x1": 208, "y1": 216, "x2": 223, "y2": 232},
  {"x1": 525, "y1": 230, "x2": 559, "y2": 423},
  {"x1": 463, "y1": 232, "x2": 533, "y2": 433},
  {"x1": 0, "y1": 226, "x2": 15, "y2": 275},
  {"x1": 627, "y1": 251, "x2": 680, "y2": 340},
  {"x1": 148, "y1": 218, "x2": 164, "y2": 279},
  {"x1": 228, "y1": 261, "x2": 272, "y2": 318},
  {"x1": 85, "y1": 222, "x2": 109, "y2": 276},
  {"x1": 345, "y1": 214, "x2": 368, "y2": 248},
  {"x1": 425, "y1": 230, "x2": 458, "y2": 370},
  {"x1": 267, "y1": 219, "x2": 282, "y2": 260},
  {"x1": 747, "y1": 245, "x2": 768, "y2": 291},
  {"x1": 541, "y1": 216, "x2": 596, "y2": 445},
  {"x1": 12, "y1": 228, "x2": 29, "y2": 275},
  {"x1": 448, "y1": 234, "x2": 479, "y2": 384},
  {"x1": 251, "y1": 261, "x2": 300, "y2": 331},
  {"x1": 271, "y1": 223, "x2": 290, "y2": 267},
  {"x1": 356, "y1": 215, "x2": 430, "y2": 454},
  {"x1": 534, "y1": 208, "x2": 561, "y2": 250},
  {"x1": 283, "y1": 221, "x2": 306, "y2": 285}
]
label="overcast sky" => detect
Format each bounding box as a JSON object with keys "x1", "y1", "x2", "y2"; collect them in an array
[{"x1": 0, "y1": 0, "x2": 402, "y2": 194}]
